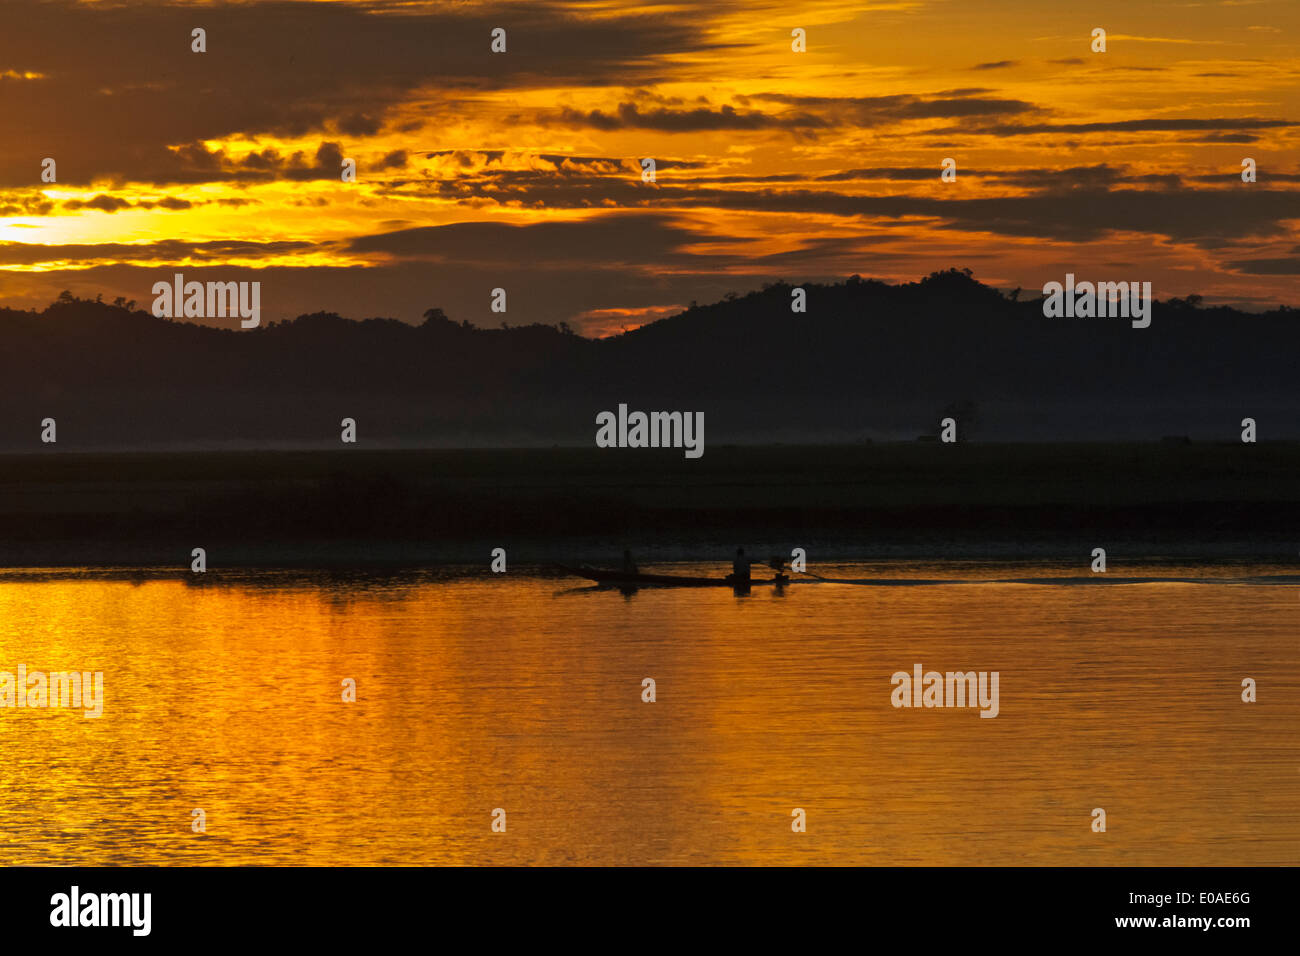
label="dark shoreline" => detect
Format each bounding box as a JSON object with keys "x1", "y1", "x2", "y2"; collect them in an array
[{"x1": 1, "y1": 442, "x2": 1297, "y2": 568}]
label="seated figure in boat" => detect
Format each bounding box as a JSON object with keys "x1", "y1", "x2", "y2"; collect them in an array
[
  {"x1": 731, "y1": 547, "x2": 752, "y2": 585},
  {"x1": 622, "y1": 549, "x2": 638, "y2": 575}
]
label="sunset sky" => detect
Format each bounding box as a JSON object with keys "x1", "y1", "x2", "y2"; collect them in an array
[{"x1": 1, "y1": 0, "x2": 1297, "y2": 335}]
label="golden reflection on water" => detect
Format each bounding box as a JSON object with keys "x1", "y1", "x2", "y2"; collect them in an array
[{"x1": 0, "y1": 567, "x2": 1295, "y2": 865}]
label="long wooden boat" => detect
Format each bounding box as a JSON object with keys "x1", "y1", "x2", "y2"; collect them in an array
[{"x1": 559, "y1": 565, "x2": 791, "y2": 587}]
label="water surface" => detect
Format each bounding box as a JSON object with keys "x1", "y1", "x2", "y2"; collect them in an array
[{"x1": 1, "y1": 562, "x2": 1295, "y2": 865}]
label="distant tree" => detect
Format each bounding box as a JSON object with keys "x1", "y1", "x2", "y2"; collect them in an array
[
  {"x1": 927, "y1": 267, "x2": 975, "y2": 283},
  {"x1": 57, "y1": 290, "x2": 74, "y2": 303},
  {"x1": 422, "y1": 307, "x2": 450, "y2": 326},
  {"x1": 1186, "y1": 293, "x2": 1203, "y2": 309},
  {"x1": 1007, "y1": 287, "x2": 1022, "y2": 302}
]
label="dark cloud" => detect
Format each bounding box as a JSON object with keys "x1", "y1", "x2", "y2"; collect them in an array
[
  {"x1": 1006, "y1": 166, "x2": 1183, "y2": 190},
  {"x1": 753, "y1": 92, "x2": 1039, "y2": 122},
  {"x1": 337, "y1": 114, "x2": 384, "y2": 137},
  {"x1": 537, "y1": 91, "x2": 1041, "y2": 135},
  {"x1": 422, "y1": 183, "x2": 1300, "y2": 244},
  {"x1": 345, "y1": 214, "x2": 915, "y2": 286},
  {"x1": 0, "y1": 238, "x2": 316, "y2": 267},
  {"x1": 0, "y1": 191, "x2": 55, "y2": 216},
  {"x1": 61, "y1": 194, "x2": 195, "y2": 212},
  {"x1": 98, "y1": 139, "x2": 377, "y2": 185},
  {"x1": 812, "y1": 165, "x2": 1185, "y2": 190},
  {"x1": 379, "y1": 158, "x2": 1219, "y2": 217},
  {"x1": 63, "y1": 195, "x2": 132, "y2": 213},
  {"x1": 552, "y1": 102, "x2": 829, "y2": 133},
  {"x1": 680, "y1": 186, "x2": 1300, "y2": 243},
  {"x1": 1188, "y1": 170, "x2": 1300, "y2": 183},
  {"x1": 421, "y1": 150, "x2": 703, "y2": 173},
  {"x1": 345, "y1": 214, "x2": 702, "y2": 265},
  {"x1": 349, "y1": 178, "x2": 1300, "y2": 257},
  {"x1": 0, "y1": 0, "x2": 727, "y2": 187},
  {"x1": 815, "y1": 167, "x2": 965, "y2": 182},
  {"x1": 1227, "y1": 257, "x2": 1300, "y2": 275},
  {"x1": 946, "y1": 117, "x2": 1297, "y2": 137},
  {"x1": 971, "y1": 60, "x2": 1020, "y2": 70}
]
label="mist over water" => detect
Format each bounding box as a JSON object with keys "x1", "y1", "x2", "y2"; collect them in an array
[{"x1": 1, "y1": 563, "x2": 1295, "y2": 865}]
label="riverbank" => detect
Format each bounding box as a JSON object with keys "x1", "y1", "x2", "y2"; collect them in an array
[{"x1": 1, "y1": 442, "x2": 1296, "y2": 567}]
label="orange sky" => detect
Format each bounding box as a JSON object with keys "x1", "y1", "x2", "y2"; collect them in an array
[{"x1": 1, "y1": 0, "x2": 1297, "y2": 334}]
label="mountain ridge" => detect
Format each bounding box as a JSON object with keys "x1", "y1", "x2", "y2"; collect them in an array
[{"x1": 1, "y1": 269, "x2": 1295, "y2": 448}]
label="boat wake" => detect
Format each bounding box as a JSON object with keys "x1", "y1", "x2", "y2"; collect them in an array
[{"x1": 801, "y1": 573, "x2": 1300, "y2": 586}]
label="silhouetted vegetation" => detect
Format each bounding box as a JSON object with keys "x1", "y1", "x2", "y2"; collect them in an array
[
  {"x1": 0, "y1": 272, "x2": 1295, "y2": 449},
  {"x1": 2, "y1": 443, "x2": 1298, "y2": 567}
]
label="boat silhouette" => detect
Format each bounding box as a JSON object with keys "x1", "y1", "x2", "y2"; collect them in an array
[{"x1": 558, "y1": 565, "x2": 790, "y2": 588}]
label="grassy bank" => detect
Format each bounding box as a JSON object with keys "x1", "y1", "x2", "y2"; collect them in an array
[{"x1": 0, "y1": 442, "x2": 1296, "y2": 567}]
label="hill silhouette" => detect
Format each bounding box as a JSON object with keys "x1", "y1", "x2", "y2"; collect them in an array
[{"x1": 0, "y1": 270, "x2": 1296, "y2": 449}]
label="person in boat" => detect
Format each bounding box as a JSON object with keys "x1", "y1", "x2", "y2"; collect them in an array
[
  {"x1": 731, "y1": 547, "x2": 753, "y2": 585},
  {"x1": 622, "y1": 550, "x2": 638, "y2": 575}
]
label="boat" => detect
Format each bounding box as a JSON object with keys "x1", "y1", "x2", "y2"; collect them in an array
[{"x1": 559, "y1": 565, "x2": 790, "y2": 588}]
